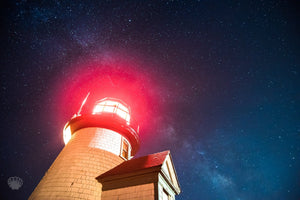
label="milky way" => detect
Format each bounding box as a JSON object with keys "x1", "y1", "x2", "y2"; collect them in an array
[{"x1": 1, "y1": 1, "x2": 299, "y2": 199}]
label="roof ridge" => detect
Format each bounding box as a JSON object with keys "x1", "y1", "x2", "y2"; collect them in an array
[{"x1": 132, "y1": 150, "x2": 170, "y2": 160}]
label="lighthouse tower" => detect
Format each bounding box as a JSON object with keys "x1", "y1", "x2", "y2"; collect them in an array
[
  {"x1": 29, "y1": 97, "x2": 140, "y2": 199},
  {"x1": 29, "y1": 96, "x2": 180, "y2": 200}
]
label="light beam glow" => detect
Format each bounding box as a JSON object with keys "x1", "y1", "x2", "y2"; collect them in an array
[{"x1": 63, "y1": 124, "x2": 72, "y2": 145}]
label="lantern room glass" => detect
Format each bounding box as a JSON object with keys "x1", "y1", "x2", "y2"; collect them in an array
[{"x1": 92, "y1": 99, "x2": 130, "y2": 124}]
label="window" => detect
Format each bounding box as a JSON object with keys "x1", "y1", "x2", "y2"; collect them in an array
[
  {"x1": 121, "y1": 138, "x2": 130, "y2": 160},
  {"x1": 92, "y1": 99, "x2": 130, "y2": 124}
]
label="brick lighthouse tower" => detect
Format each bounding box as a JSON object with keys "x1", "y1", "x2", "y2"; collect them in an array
[{"x1": 29, "y1": 97, "x2": 180, "y2": 200}]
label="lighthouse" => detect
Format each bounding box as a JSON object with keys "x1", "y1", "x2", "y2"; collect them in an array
[{"x1": 29, "y1": 97, "x2": 180, "y2": 200}]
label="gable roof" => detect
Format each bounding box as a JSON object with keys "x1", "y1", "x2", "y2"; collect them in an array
[{"x1": 97, "y1": 150, "x2": 170, "y2": 179}]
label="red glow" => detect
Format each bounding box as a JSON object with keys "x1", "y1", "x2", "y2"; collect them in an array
[{"x1": 48, "y1": 52, "x2": 166, "y2": 141}]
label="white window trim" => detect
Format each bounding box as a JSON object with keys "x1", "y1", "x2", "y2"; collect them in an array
[{"x1": 119, "y1": 137, "x2": 131, "y2": 160}]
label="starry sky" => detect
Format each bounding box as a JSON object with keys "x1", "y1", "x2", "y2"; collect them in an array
[{"x1": 1, "y1": 0, "x2": 300, "y2": 199}]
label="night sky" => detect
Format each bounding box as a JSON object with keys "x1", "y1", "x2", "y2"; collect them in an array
[{"x1": 1, "y1": 1, "x2": 300, "y2": 199}]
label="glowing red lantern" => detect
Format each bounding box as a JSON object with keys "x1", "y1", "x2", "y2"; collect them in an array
[{"x1": 92, "y1": 98, "x2": 131, "y2": 124}]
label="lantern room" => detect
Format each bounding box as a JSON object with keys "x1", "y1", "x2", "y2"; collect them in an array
[
  {"x1": 92, "y1": 98, "x2": 131, "y2": 124},
  {"x1": 63, "y1": 97, "x2": 140, "y2": 156}
]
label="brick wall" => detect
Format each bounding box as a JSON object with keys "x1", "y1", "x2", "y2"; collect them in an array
[
  {"x1": 101, "y1": 183, "x2": 155, "y2": 200},
  {"x1": 29, "y1": 128, "x2": 124, "y2": 200},
  {"x1": 89, "y1": 128, "x2": 124, "y2": 156}
]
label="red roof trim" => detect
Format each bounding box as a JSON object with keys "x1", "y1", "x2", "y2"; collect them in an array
[{"x1": 97, "y1": 150, "x2": 170, "y2": 179}]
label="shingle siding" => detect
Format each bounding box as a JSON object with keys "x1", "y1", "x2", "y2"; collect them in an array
[{"x1": 29, "y1": 128, "x2": 124, "y2": 200}]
